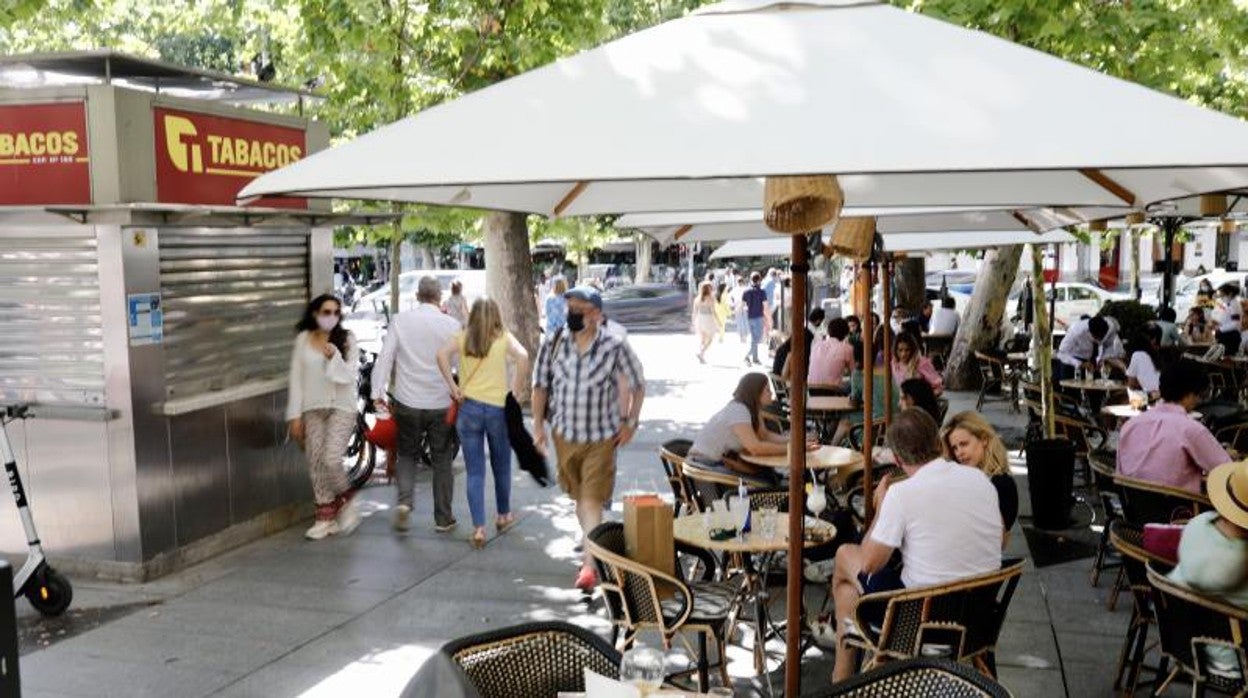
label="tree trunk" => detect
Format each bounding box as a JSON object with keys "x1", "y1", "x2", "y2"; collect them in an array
[
  {"x1": 388, "y1": 234, "x2": 402, "y2": 321},
  {"x1": 635, "y1": 233, "x2": 652, "y2": 284},
  {"x1": 894, "y1": 256, "x2": 926, "y2": 315},
  {"x1": 943, "y1": 245, "x2": 1023, "y2": 390},
  {"x1": 484, "y1": 211, "x2": 541, "y2": 402}
]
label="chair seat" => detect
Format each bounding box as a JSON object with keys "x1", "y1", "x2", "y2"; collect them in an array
[{"x1": 662, "y1": 580, "x2": 738, "y2": 623}]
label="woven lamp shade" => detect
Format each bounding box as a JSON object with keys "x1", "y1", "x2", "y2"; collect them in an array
[
  {"x1": 1089, "y1": 219, "x2": 1108, "y2": 232},
  {"x1": 763, "y1": 175, "x2": 843, "y2": 234},
  {"x1": 1125, "y1": 211, "x2": 1146, "y2": 226},
  {"x1": 1221, "y1": 218, "x2": 1238, "y2": 235},
  {"x1": 827, "y1": 217, "x2": 876, "y2": 260},
  {"x1": 1201, "y1": 194, "x2": 1228, "y2": 218}
]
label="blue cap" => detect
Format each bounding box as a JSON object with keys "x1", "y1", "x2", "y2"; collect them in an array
[{"x1": 564, "y1": 286, "x2": 603, "y2": 309}]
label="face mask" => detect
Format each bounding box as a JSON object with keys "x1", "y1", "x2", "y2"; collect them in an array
[
  {"x1": 566, "y1": 312, "x2": 586, "y2": 333},
  {"x1": 316, "y1": 316, "x2": 338, "y2": 332}
]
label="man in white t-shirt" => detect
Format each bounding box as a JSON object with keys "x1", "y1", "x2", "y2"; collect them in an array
[
  {"x1": 927, "y1": 296, "x2": 960, "y2": 336},
  {"x1": 829, "y1": 408, "x2": 1002, "y2": 682}
]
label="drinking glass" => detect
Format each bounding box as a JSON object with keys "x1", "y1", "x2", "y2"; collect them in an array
[
  {"x1": 759, "y1": 507, "x2": 778, "y2": 539},
  {"x1": 620, "y1": 645, "x2": 665, "y2": 694},
  {"x1": 1100, "y1": 363, "x2": 1110, "y2": 381},
  {"x1": 1128, "y1": 388, "x2": 1146, "y2": 411},
  {"x1": 729, "y1": 496, "x2": 750, "y2": 537},
  {"x1": 806, "y1": 487, "x2": 827, "y2": 517}
]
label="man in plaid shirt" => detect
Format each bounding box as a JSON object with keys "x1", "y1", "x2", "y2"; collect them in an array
[{"x1": 533, "y1": 286, "x2": 645, "y2": 590}]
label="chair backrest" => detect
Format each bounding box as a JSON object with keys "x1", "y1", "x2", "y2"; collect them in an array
[
  {"x1": 856, "y1": 559, "x2": 1025, "y2": 666},
  {"x1": 1114, "y1": 474, "x2": 1210, "y2": 525},
  {"x1": 935, "y1": 398, "x2": 950, "y2": 424},
  {"x1": 974, "y1": 351, "x2": 1004, "y2": 383},
  {"x1": 658, "y1": 440, "x2": 695, "y2": 516},
  {"x1": 442, "y1": 621, "x2": 621, "y2": 698},
  {"x1": 1109, "y1": 520, "x2": 1175, "y2": 602},
  {"x1": 1216, "y1": 421, "x2": 1248, "y2": 454},
  {"x1": 768, "y1": 372, "x2": 790, "y2": 404},
  {"x1": 1147, "y1": 564, "x2": 1248, "y2": 691},
  {"x1": 584, "y1": 522, "x2": 693, "y2": 640},
  {"x1": 681, "y1": 461, "x2": 740, "y2": 509},
  {"x1": 818, "y1": 657, "x2": 1012, "y2": 698},
  {"x1": 1051, "y1": 413, "x2": 1106, "y2": 457}
]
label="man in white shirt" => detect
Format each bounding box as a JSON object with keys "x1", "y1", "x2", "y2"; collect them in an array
[
  {"x1": 1055, "y1": 315, "x2": 1124, "y2": 381},
  {"x1": 372, "y1": 276, "x2": 462, "y2": 533},
  {"x1": 927, "y1": 296, "x2": 960, "y2": 336},
  {"x1": 829, "y1": 408, "x2": 1002, "y2": 682}
]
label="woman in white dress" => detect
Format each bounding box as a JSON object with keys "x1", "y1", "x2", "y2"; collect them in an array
[{"x1": 692, "y1": 281, "x2": 719, "y2": 363}]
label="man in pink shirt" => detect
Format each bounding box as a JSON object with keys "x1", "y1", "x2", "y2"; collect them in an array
[
  {"x1": 808, "y1": 317, "x2": 855, "y2": 394},
  {"x1": 1117, "y1": 361, "x2": 1231, "y2": 493}
]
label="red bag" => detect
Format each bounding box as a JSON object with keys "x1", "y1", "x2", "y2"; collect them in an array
[
  {"x1": 1142, "y1": 522, "x2": 1183, "y2": 563},
  {"x1": 445, "y1": 400, "x2": 460, "y2": 426},
  {"x1": 365, "y1": 415, "x2": 398, "y2": 451}
]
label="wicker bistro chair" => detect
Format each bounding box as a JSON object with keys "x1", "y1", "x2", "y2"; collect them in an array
[
  {"x1": 1215, "y1": 421, "x2": 1248, "y2": 455},
  {"x1": 844, "y1": 559, "x2": 1025, "y2": 678},
  {"x1": 1147, "y1": 564, "x2": 1248, "y2": 697},
  {"x1": 818, "y1": 657, "x2": 1013, "y2": 698},
  {"x1": 440, "y1": 621, "x2": 621, "y2": 698},
  {"x1": 1109, "y1": 521, "x2": 1177, "y2": 697},
  {"x1": 974, "y1": 351, "x2": 1012, "y2": 412},
  {"x1": 1113, "y1": 474, "x2": 1211, "y2": 526},
  {"x1": 584, "y1": 521, "x2": 737, "y2": 692},
  {"x1": 1088, "y1": 451, "x2": 1124, "y2": 589},
  {"x1": 659, "y1": 440, "x2": 697, "y2": 517}
]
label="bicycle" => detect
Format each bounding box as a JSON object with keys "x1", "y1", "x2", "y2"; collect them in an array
[
  {"x1": 1, "y1": 404, "x2": 73, "y2": 616},
  {"x1": 342, "y1": 349, "x2": 379, "y2": 490}
]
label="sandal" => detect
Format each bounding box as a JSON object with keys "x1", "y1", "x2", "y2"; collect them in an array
[
  {"x1": 495, "y1": 515, "x2": 516, "y2": 534},
  {"x1": 470, "y1": 528, "x2": 487, "y2": 550}
]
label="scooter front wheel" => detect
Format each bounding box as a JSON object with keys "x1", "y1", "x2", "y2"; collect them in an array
[{"x1": 25, "y1": 566, "x2": 72, "y2": 617}]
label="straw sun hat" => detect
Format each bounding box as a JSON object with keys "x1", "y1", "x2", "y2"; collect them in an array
[{"x1": 1207, "y1": 460, "x2": 1248, "y2": 529}]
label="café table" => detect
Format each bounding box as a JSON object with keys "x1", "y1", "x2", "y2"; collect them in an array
[
  {"x1": 805, "y1": 396, "x2": 857, "y2": 442},
  {"x1": 741, "y1": 444, "x2": 864, "y2": 490},
  {"x1": 673, "y1": 512, "x2": 837, "y2": 696}
]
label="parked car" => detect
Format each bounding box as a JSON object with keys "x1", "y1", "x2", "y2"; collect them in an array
[
  {"x1": 925, "y1": 270, "x2": 977, "y2": 295},
  {"x1": 601, "y1": 284, "x2": 689, "y2": 332},
  {"x1": 1006, "y1": 281, "x2": 1130, "y2": 330},
  {"x1": 353, "y1": 269, "x2": 488, "y2": 318}
]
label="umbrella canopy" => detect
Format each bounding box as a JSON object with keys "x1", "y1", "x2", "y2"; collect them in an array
[
  {"x1": 624, "y1": 206, "x2": 1120, "y2": 245},
  {"x1": 243, "y1": 0, "x2": 1248, "y2": 213},
  {"x1": 708, "y1": 229, "x2": 1077, "y2": 258}
]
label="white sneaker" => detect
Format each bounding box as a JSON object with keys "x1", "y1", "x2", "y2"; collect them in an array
[
  {"x1": 393, "y1": 504, "x2": 412, "y2": 532},
  {"x1": 336, "y1": 500, "x2": 361, "y2": 536},
  {"x1": 305, "y1": 519, "x2": 339, "y2": 540}
]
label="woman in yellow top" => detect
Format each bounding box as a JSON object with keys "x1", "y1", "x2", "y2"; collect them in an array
[
  {"x1": 714, "y1": 282, "x2": 731, "y2": 342},
  {"x1": 437, "y1": 299, "x2": 530, "y2": 549}
]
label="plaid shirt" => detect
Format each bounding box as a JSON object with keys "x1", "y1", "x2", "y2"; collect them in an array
[{"x1": 533, "y1": 327, "x2": 645, "y2": 443}]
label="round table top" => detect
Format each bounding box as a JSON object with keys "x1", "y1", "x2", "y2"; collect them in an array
[
  {"x1": 1101, "y1": 404, "x2": 1203, "y2": 421},
  {"x1": 672, "y1": 512, "x2": 836, "y2": 553},
  {"x1": 738, "y1": 445, "x2": 864, "y2": 470},
  {"x1": 806, "y1": 395, "x2": 856, "y2": 413},
  {"x1": 1006, "y1": 352, "x2": 1028, "y2": 362},
  {"x1": 1060, "y1": 378, "x2": 1127, "y2": 392}
]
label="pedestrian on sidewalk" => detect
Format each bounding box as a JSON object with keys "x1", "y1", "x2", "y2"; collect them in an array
[
  {"x1": 445, "y1": 279, "x2": 469, "y2": 328},
  {"x1": 437, "y1": 299, "x2": 530, "y2": 549},
  {"x1": 742, "y1": 272, "x2": 770, "y2": 366},
  {"x1": 692, "y1": 281, "x2": 718, "y2": 363},
  {"x1": 372, "y1": 276, "x2": 461, "y2": 534},
  {"x1": 287, "y1": 294, "x2": 362, "y2": 540},
  {"x1": 532, "y1": 286, "x2": 646, "y2": 590}
]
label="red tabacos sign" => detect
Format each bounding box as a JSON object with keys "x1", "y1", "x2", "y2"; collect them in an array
[
  {"x1": 0, "y1": 102, "x2": 91, "y2": 205},
  {"x1": 154, "y1": 107, "x2": 306, "y2": 208}
]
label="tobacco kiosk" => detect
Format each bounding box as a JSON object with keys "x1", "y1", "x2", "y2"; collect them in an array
[{"x1": 0, "y1": 51, "x2": 383, "y2": 579}]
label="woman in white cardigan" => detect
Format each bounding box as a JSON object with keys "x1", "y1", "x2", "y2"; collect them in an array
[{"x1": 287, "y1": 294, "x2": 360, "y2": 540}]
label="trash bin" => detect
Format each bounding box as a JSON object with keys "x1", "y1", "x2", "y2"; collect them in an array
[
  {"x1": 0, "y1": 560, "x2": 18, "y2": 697},
  {"x1": 1026, "y1": 438, "x2": 1075, "y2": 530}
]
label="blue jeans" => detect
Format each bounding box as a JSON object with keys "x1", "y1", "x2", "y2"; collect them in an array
[
  {"x1": 748, "y1": 317, "x2": 765, "y2": 362},
  {"x1": 456, "y1": 398, "x2": 512, "y2": 528}
]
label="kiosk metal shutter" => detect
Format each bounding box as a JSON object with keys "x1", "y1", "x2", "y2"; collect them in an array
[
  {"x1": 159, "y1": 228, "x2": 308, "y2": 400},
  {"x1": 0, "y1": 230, "x2": 105, "y2": 407}
]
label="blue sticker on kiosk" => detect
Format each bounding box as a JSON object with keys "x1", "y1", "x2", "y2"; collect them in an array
[{"x1": 127, "y1": 293, "x2": 163, "y2": 346}]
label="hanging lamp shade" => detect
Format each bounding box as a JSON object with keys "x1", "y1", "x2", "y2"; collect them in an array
[
  {"x1": 1201, "y1": 194, "x2": 1228, "y2": 217},
  {"x1": 763, "y1": 175, "x2": 842, "y2": 234},
  {"x1": 1089, "y1": 219, "x2": 1108, "y2": 232},
  {"x1": 1125, "y1": 211, "x2": 1146, "y2": 226},
  {"x1": 827, "y1": 216, "x2": 876, "y2": 260},
  {"x1": 1221, "y1": 218, "x2": 1238, "y2": 235}
]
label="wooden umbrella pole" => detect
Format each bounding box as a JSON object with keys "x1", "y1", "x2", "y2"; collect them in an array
[
  {"x1": 882, "y1": 258, "x2": 894, "y2": 424},
  {"x1": 1032, "y1": 244, "x2": 1055, "y2": 438},
  {"x1": 785, "y1": 234, "x2": 810, "y2": 697},
  {"x1": 861, "y1": 259, "x2": 876, "y2": 523}
]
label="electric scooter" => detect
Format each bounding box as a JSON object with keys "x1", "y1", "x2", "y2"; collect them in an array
[{"x1": 2, "y1": 404, "x2": 72, "y2": 616}]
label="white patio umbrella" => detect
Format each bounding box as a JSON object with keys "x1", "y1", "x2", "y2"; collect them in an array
[
  {"x1": 238, "y1": 1, "x2": 1248, "y2": 691},
  {"x1": 243, "y1": 0, "x2": 1248, "y2": 213},
  {"x1": 709, "y1": 230, "x2": 1076, "y2": 258}
]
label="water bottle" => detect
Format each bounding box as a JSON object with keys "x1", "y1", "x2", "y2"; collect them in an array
[{"x1": 738, "y1": 479, "x2": 752, "y2": 534}]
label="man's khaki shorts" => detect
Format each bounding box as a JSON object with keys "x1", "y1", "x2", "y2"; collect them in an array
[{"x1": 554, "y1": 434, "x2": 617, "y2": 502}]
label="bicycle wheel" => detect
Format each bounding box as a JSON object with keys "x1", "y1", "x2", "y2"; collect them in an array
[{"x1": 343, "y1": 411, "x2": 377, "y2": 490}]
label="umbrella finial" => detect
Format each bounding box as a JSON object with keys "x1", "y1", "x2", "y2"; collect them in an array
[{"x1": 764, "y1": 175, "x2": 842, "y2": 234}]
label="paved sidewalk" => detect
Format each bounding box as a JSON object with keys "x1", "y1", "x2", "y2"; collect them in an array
[{"x1": 10, "y1": 335, "x2": 1176, "y2": 696}]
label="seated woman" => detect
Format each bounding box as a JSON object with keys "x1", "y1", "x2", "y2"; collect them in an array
[
  {"x1": 899, "y1": 378, "x2": 942, "y2": 425},
  {"x1": 1126, "y1": 323, "x2": 1166, "y2": 399},
  {"x1": 688, "y1": 373, "x2": 806, "y2": 488},
  {"x1": 892, "y1": 331, "x2": 944, "y2": 396},
  {"x1": 941, "y1": 411, "x2": 1019, "y2": 546},
  {"x1": 1185, "y1": 306, "x2": 1214, "y2": 344},
  {"x1": 830, "y1": 339, "x2": 899, "y2": 447}
]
